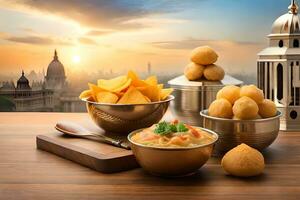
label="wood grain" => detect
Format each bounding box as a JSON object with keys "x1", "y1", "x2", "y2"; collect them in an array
[
  {"x1": 0, "y1": 112, "x2": 299, "y2": 200},
  {"x1": 36, "y1": 133, "x2": 138, "y2": 173}
]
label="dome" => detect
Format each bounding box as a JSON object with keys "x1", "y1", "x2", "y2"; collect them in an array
[
  {"x1": 271, "y1": 1, "x2": 300, "y2": 34},
  {"x1": 46, "y1": 50, "x2": 65, "y2": 78},
  {"x1": 17, "y1": 70, "x2": 31, "y2": 90}
]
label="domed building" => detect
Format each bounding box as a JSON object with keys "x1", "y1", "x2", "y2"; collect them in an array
[
  {"x1": 0, "y1": 70, "x2": 54, "y2": 111},
  {"x1": 0, "y1": 50, "x2": 85, "y2": 112},
  {"x1": 257, "y1": 0, "x2": 300, "y2": 131},
  {"x1": 45, "y1": 50, "x2": 66, "y2": 90},
  {"x1": 17, "y1": 71, "x2": 31, "y2": 90}
]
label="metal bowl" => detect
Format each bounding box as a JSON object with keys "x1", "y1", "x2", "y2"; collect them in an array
[
  {"x1": 200, "y1": 110, "x2": 282, "y2": 156},
  {"x1": 128, "y1": 127, "x2": 218, "y2": 177},
  {"x1": 82, "y1": 95, "x2": 174, "y2": 134},
  {"x1": 168, "y1": 75, "x2": 243, "y2": 126}
]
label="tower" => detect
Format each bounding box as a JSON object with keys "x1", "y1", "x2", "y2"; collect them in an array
[
  {"x1": 44, "y1": 50, "x2": 67, "y2": 111},
  {"x1": 257, "y1": 0, "x2": 300, "y2": 131},
  {"x1": 147, "y1": 62, "x2": 152, "y2": 75},
  {"x1": 45, "y1": 50, "x2": 66, "y2": 90}
]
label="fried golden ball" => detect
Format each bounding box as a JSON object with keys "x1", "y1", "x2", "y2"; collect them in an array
[
  {"x1": 258, "y1": 99, "x2": 277, "y2": 118},
  {"x1": 240, "y1": 85, "x2": 264, "y2": 104},
  {"x1": 232, "y1": 96, "x2": 259, "y2": 120},
  {"x1": 233, "y1": 115, "x2": 261, "y2": 120},
  {"x1": 221, "y1": 143, "x2": 265, "y2": 177},
  {"x1": 208, "y1": 99, "x2": 233, "y2": 119},
  {"x1": 203, "y1": 64, "x2": 225, "y2": 81},
  {"x1": 190, "y1": 46, "x2": 218, "y2": 65},
  {"x1": 217, "y1": 85, "x2": 241, "y2": 105},
  {"x1": 184, "y1": 62, "x2": 205, "y2": 81}
]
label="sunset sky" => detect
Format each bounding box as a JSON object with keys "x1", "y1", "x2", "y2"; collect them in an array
[{"x1": 0, "y1": 0, "x2": 294, "y2": 78}]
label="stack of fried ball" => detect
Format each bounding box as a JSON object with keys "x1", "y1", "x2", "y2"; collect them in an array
[
  {"x1": 184, "y1": 46, "x2": 225, "y2": 81},
  {"x1": 208, "y1": 85, "x2": 277, "y2": 120}
]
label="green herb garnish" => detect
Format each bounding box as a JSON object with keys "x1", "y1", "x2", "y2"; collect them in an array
[
  {"x1": 154, "y1": 121, "x2": 188, "y2": 135},
  {"x1": 176, "y1": 122, "x2": 189, "y2": 132}
]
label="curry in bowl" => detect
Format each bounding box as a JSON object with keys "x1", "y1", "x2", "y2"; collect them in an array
[
  {"x1": 128, "y1": 121, "x2": 218, "y2": 177},
  {"x1": 130, "y1": 120, "x2": 216, "y2": 148}
]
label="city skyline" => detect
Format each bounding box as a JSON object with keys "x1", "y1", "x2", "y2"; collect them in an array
[{"x1": 0, "y1": 0, "x2": 293, "y2": 79}]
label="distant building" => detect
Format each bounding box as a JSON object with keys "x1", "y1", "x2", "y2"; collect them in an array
[
  {"x1": 0, "y1": 70, "x2": 53, "y2": 111},
  {"x1": 147, "y1": 62, "x2": 152, "y2": 75},
  {"x1": 0, "y1": 50, "x2": 85, "y2": 112},
  {"x1": 257, "y1": 0, "x2": 300, "y2": 131}
]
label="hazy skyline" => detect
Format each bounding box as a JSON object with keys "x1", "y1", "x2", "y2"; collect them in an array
[{"x1": 0, "y1": 0, "x2": 293, "y2": 78}]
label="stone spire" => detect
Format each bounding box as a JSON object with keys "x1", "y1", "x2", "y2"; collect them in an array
[
  {"x1": 54, "y1": 49, "x2": 58, "y2": 60},
  {"x1": 289, "y1": 0, "x2": 298, "y2": 14}
]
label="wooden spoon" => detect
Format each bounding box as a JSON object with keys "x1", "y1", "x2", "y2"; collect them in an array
[{"x1": 55, "y1": 121, "x2": 131, "y2": 150}]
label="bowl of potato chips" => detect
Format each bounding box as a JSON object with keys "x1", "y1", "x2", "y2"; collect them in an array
[{"x1": 79, "y1": 71, "x2": 174, "y2": 134}]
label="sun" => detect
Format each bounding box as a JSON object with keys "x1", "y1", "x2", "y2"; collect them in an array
[{"x1": 72, "y1": 55, "x2": 81, "y2": 63}]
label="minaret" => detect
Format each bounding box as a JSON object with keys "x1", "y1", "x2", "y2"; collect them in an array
[{"x1": 54, "y1": 49, "x2": 58, "y2": 61}]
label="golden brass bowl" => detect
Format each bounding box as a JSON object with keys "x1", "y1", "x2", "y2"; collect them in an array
[
  {"x1": 128, "y1": 127, "x2": 218, "y2": 177},
  {"x1": 200, "y1": 110, "x2": 282, "y2": 156},
  {"x1": 82, "y1": 95, "x2": 174, "y2": 134}
]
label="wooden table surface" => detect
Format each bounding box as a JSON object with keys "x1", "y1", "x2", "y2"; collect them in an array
[{"x1": 0, "y1": 112, "x2": 300, "y2": 200}]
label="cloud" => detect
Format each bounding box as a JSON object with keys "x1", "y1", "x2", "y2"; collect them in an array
[
  {"x1": 86, "y1": 30, "x2": 114, "y2": 36},
  {"x1": 2, "y1": 35, "x2": 73, "y2": 46},
  {"x1": 78, "y1": 37, "x2": 97, "y2": 45},
  {"x1": 150, "y1": 38, "x2": 263, "y2": 50},
  {"x1": 1, "y1": 0, "x2": 192, "y2": 31},
  {"x1": 7, "y1": 36, "x2": 52, "y2": 45}
]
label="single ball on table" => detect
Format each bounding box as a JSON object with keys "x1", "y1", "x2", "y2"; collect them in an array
[
  {"x1": 217, "y1": 85, "x2": 241, "y2": 105},
  {"x1": 184, "y1": 62, "x2": 205, "y2": 81},
  {"x1": 258, "y1": 99, "x2": 277, "y2": 118},
  {"x1": 232, "y1": 96, "x2": 259, "y2": 120},
  {"x1": 190, "y1": 46, "x2": 218, "y2": 65},
  {"x1": 221, "y1": 143, "x2": 265, "y2": 177},
  {"x1": 208, "y1": 98, "x2": 233, "y2": 119},
  {"x1": 240, "y1": 85, "x2": 264, "y2": 104},
  {"x1": 203, "y1": 64, "x2": 225, "y2": 81}
]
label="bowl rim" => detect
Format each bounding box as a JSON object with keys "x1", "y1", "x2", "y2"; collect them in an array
[
  {"x1": 127, "y1": 126, "x2": 219, "y2": 151},
  {"x1": 200, "y1": 109, "x2": 282, "y2": 122},
  {"x1": 80, "y1": 95, "x2": 174, "y2": 106}
]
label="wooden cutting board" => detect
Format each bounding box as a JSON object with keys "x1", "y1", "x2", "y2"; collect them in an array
[{"x1": 36, "y1": 129, "x2": 139, "y2": 173}]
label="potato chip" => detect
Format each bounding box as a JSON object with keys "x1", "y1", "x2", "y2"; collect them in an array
[
  {"x1": 79, "y1": 90, "x2": 92, "y2": 99},
  {"x1": 88, "y1": 83, "x2": 107, "y2": 100},
  {"x1": 160, "y1": 88, "x2": 173, "y2": 100},
  {"x1": 127, "y1": 70, "x2": 148, "y2": 87},
  {"x1": 114, "y1": 78, "x2": 132, "y2": 92},
  {"x1": 81, "y1": 71, "x2": 173, "y2": 104},
  {"x1": 158, "y1": 84, "x2": 163, "y2": 90},
  {"x1": 137, "y1": 85, "x2": 161, "y2": 102},
  {"x1": 96, "y1": 91, "x2": 119, "y2": 104},
  {"x1": 97, "y1": 75, "x2": 131, "y2": 92},
  {"x1": 145, "y1": 75, "x2": 158, "y2": 86},
  {"x1": 127, "y1": 70, "x2": 139, "y2": 82},
  {"x1": 117, "y1": 87, "x2": 149, "y2": 104},
  {"x1": 144, "y1": 95, "x2": 151, "y2": 103}
]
